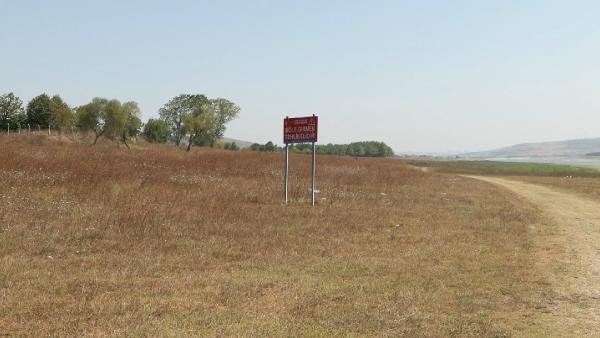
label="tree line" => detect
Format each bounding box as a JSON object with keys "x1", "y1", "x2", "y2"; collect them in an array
[
  {"x1": 0, "y1": 93, "x2": 73, "y2": 133},
  {"x1": 250, "y1": 141, "x2": 395, "y2": 157},
  {"x1": 0, "y1": 92, "x2": 239, "y2": 151},
  {"x1": 2, "y1": 92, "x2": 393, "y2": 156}
]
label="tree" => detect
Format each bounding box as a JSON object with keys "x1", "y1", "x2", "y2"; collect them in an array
[
  {"x1": 348, "y1": 143, "x2": 365, "y2": 156},
  {"x1": 224, "y1": 142, "x2": 239, "y2": 150},
  {"x1": 27, "y1": 94, "x2": 52, "y2": 128},
  {"x1": 76, "y1": 97, "x2": 109, "y2": 144},
  {"x1": 143, "y1": 119, "x2": 169, "y2": 143},
  {"x1": 209, "y1": 98, "x2": 240, "y2": 143},
  {"x1": 159, "y1": 94, "x2": 240, "y2": 148},
  {"x1": 102, "y1": 100, "x2": 129, "y2": 145},
  {"x1": 49, "y1": 95, "x2": 74, "y2": 133},
  {"x1": 249, "y1": 141, "x2": 284, "y2": 152},
  {"x1": 76, "y1": 98, "x2": 135, "y2": 146},
  {"x1": 249, "y1": 140, "x2": 394, "y2": 157},
  {"x1": 121, "y1": 101, "x2": 142, "y2": 148},
  {"x1": 264, "y1": 141, "x2": 276, "y2": 152},
  {"x1": 0, "y1": 93, "x2": 25, "y2": 131},
  {"x1": 182, "y1": 102, "x2": 215, "y2": 151},
  {"x1": 159, "y1": 94, "x2": 207, "y2": 146},
  {"x1": 12, "y1": 111, "x2": 27, "y2": 132}
]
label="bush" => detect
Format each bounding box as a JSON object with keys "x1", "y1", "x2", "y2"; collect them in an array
[
  {"x1": 224, "y1": 142, "x2": 239, "y2": 151},
  {"x1": 143, "y1": 119, "x2": 169, "y2": 143}
]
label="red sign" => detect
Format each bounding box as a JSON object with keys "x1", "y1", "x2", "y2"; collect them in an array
[{"x1": 284, "y1": 115, "x2": 318, "y2": 144}]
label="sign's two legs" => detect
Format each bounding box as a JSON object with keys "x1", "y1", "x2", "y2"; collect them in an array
[
  {"x1": 282, "y1": 142, "x2": 317, "y2": 206},
  {"x1": 283, "y1": 115, "x2": 318, "y2": 206}
]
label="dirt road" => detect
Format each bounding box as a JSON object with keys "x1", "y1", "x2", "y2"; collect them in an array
[{"x1": 467, "y1": 176, "x2": 600, "y2": 335}]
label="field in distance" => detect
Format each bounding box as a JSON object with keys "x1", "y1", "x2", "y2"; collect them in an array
[
  {"x1": 408, "y1": 158, "x2": 600, "y2": 178},
  {"x1": 0, "y1": 135, "x2": 565, "y2": 336},
  {"x1": 409, "y1": 158, "x2": 600, "y2": 202}
]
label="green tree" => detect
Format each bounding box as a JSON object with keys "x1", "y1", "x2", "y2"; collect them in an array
[
  {"x1": 224, "y1": 142, "x2": 239, "y2": 151},
  {"x1": 143, "y1": 119, "x2": 169, "y2": 143},
  {"x1": 209, "y1": 98, "x2": 240, "y2": 143},
  {"x1": 159, "y1": 94, "x2": 207, "y2": 146},
  {"x1": 27, "y1": 94, "x2": 52, "y2": 129},
  {"x1": 102, "y1": 99, "x2": 128, "y2": 141},
  {"x1": 348, "y1": 143, "x2": 365, "y2": 156},
  {"x1": 290, "y1": 143, "x2": 311, "y2": 154},
  {"x1": 250, "y1": 143, "x2": 263, "y2": 151},
  {"x1": 183, "y1": 102, "x2": 215, "y2": 151},
  {"x1": 76, "y1": 97, "x2": 109, "y2": 144},
  {"x1": 49, "y1": 95, "x2": 74, "y2": 133},
  {"x1": 250, "y1": 141, "x2": 284, "y2": 152},
  {"x1": 159, "y1": 94, "x2": 240, "y2": 148},
  {"x1": 121, "y1": 101, "x2": 142, "y2": 148},
  {"x1": 76, "y1": 98, "x2": 134, "y2": 146},
  {"x1": 264, "y1": 141, "x2": 276, "y2": 152},
  {"x1": 0, "y1": 92, "x2": 25, "y2": 131},
  {"x1": 375, "y1": 142, "x2": 394, "y2": 157},
  {"x1": 310, "y1": 141, "x2": 394, "y2": 157}
]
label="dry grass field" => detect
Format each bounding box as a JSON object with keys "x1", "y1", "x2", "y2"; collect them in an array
[
  {"x1": 515, "y1": 176, "x2": 600, "y2": 202},
  {"x1": 0, "y1": 135, "x2": 557, "y2": 336}
]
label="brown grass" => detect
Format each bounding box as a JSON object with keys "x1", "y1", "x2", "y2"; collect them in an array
[
  {"x1": 0, "y1": 134, "x2": 553, "y2": 336},
  {"x1": 513, "y1": 175, "x2": 600, "y2": 202}
]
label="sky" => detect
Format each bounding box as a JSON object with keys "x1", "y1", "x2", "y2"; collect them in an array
[{"x1": 2, "y1": 0, "x2": 600, "y2": 153}]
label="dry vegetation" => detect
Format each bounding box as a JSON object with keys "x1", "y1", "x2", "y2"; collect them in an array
[
  {"x1": 411, "y1": 157, "x2": 600, "y2": 203},
  {"x1": 514, "y1": 175, "x2": 600, "y2": 202},
  {"x1": 0, "y1": 135, "x2": 556, "y2": 336},
  {"x1": 408, "y1": 159, "x2": 600, "y2": 177}
]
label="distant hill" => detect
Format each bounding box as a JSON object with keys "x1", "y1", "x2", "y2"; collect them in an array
[
  {"x1": 466, "y1": 138, "x2": 600, "y2": 158},
  {"x1": 220, "y1": 137, "x2": 254, "y2": 149}
]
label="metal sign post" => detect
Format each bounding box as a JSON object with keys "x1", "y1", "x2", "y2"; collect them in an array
[
  {"x1": 311, "y1": 141, "x2": 316, "y2": 206},
  {"x1": 284, "y1": 143, "x2": 289, "y2": 203},
  {"x1": 283, "y1": 115, "x2": 318, "y2": 206}
]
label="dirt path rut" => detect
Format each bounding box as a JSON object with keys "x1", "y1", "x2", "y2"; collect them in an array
[{"x1": 467, "y1": 176, "x2": 600, "y2": 335}]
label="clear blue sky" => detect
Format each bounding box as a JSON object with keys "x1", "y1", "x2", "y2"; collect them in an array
[{"x1": 2, "y1": 0, "x2": 600, "y2": 153}]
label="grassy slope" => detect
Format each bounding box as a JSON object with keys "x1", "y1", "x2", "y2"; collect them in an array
[
  {"x1": 0, "y1": 135, "x2": 553, "y2": 336},
  {"x1": 408, "y1": 159, "x2": 600, "y2": 177}
]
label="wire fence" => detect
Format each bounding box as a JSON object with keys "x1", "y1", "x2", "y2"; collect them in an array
[{"x1": 0, "y1": 124, "x2": 79, "y2": 136}]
